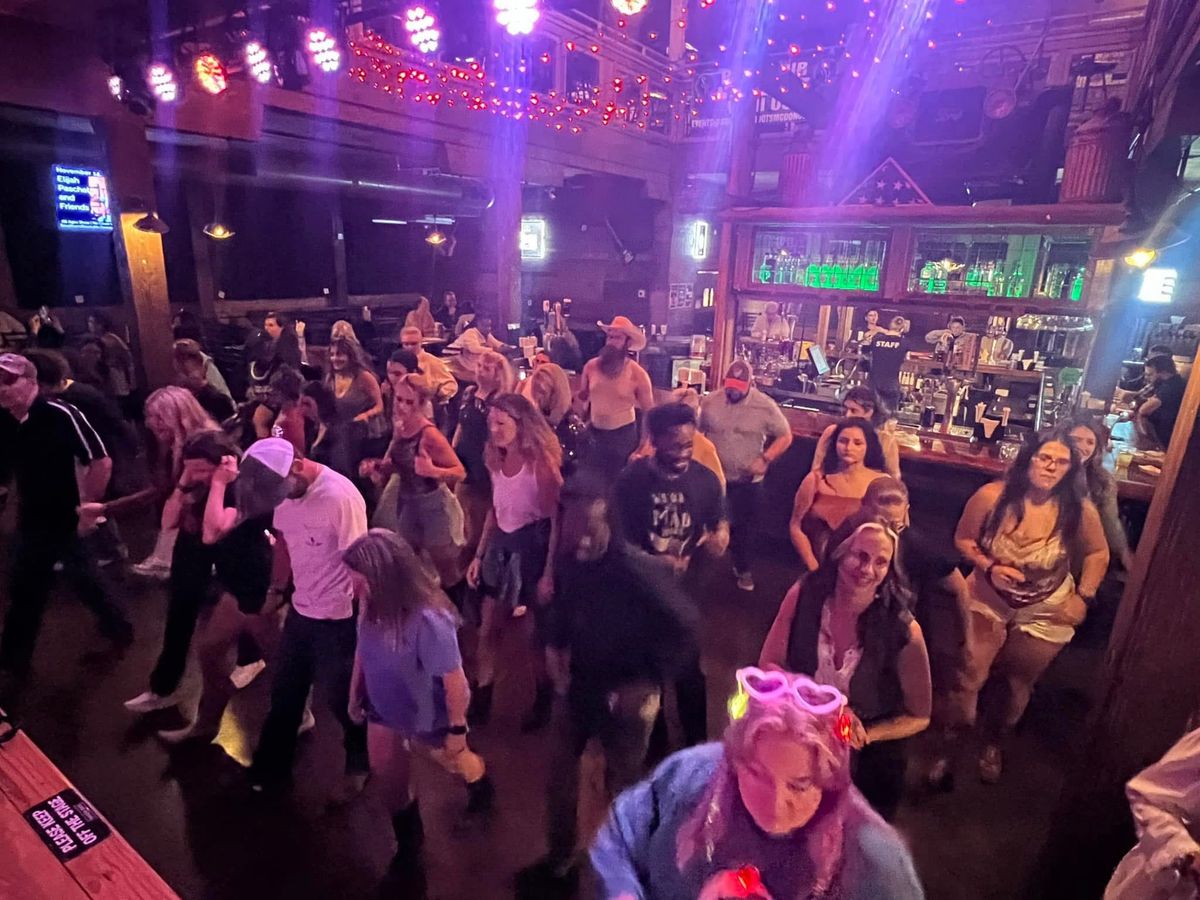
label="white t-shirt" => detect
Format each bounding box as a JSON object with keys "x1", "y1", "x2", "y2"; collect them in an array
[{"x1": 272, "y1": 467, "x2": 368, "y2": 620}]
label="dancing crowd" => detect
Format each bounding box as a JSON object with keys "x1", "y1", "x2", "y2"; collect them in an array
[{"x1": 0, "y1": 296, "x2": 1139, "y2": 899}]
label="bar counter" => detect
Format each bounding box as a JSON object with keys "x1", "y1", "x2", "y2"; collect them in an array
[{"x1": 773, "y1": 405, "x2": 1156, "y2": 503}]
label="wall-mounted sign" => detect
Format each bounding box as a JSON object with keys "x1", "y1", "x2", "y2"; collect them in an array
[
  {"x1": 668, "y1": 283, "x2": 695, "y2": 309},
  {"x1": 53, "y1": 165, "x2": 113, "y2": 232},
  {"x1": 686, "y1": 220, "x2": 710, "y2": 261},
  {"x1": 1138, "y1": 267, "x2": 1178, "y2": 304},
  {"x1": 520, "y1": 216, "x2": 547, "y2": 260}
]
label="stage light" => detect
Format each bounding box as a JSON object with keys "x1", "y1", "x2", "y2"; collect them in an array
[
  {"x1": 494, "y1": 0, "x2": 540, "y2": 36},
  {"x1": 107, "y1": 75, "x2": 124, "y2": 100},
  {"x1": 404, "y1": 6, "x2": 441, "y2": 55},
  {"x1": 193, "y1": 53, "x2": 228, "y2": 95},
  {"x1": 611, "y1": 0, "x2": 647, "y2": 14},
  {"x1": 146, "y1": 62, "x2": 179, "y2": 103},
  {"x1": 425, "y1": 228, "x2": 448, "y2": 246},
  {"x1": 203, "y1": 222, "x2": 235, "y2": 240},
  {"x1": 1124, "y1": 247, "x2": 1157, "y2": 269},
  {"x1": 306, "y1": 27, "x2": 341, "y2": 73},
  {"x1": 243, "y1": 40, "x2": 274, "y2": 84}
]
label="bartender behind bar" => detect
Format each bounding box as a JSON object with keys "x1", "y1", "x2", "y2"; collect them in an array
[
  {"x1": 925, "y1": 315, "x2": 970, "y2": 361},
  {"x1": 751, "y1": 301, "x2": 791, "y2": 341},
  {"x1": 864, "y1": 316, "x2": 909, "y2": 412}
]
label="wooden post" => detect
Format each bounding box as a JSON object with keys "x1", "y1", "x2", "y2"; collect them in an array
[
  {"x1": 710, "y1": 221, "x2": 736, "y2": 379},
  {"x1": 331, "y1": 203, "x2": 349, "y2": 308},
  {"x1": 100, "y1": 115, "x2": 174, "y2": 388},
  {"x1": 184, "y1": 182, "x2": 217, "y2": 320},
  {"x1": 1030, "y1": 345, "x2": 1200, "y2": 898}
]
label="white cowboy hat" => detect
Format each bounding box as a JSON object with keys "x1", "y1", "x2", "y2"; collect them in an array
[{"x1": 597, "y1": 315, "x2": 647, "y2": 352}]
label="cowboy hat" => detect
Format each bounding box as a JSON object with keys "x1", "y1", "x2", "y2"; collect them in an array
[{"x1": 597, "y1": 315, "x2": 647, "y2": 352}]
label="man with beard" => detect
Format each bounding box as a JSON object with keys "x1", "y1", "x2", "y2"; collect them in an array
[
  {"x1": 613, "y1": 402, "x2": 727, "y2": 748},
  {"x1": 699, "y1": 359, "x2": 792, "y2": 591},
  {"x1": 0, "y1": 353, "x2": 131, "y2": 695},
  {"x1": 516, "y1": 476, "x2": 697, "y2": 895},
  {"x1": 577, "y1": 316, "x2": 654, "y2": 477}
]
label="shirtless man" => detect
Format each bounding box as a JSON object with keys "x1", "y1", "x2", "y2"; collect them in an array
[{"x1": 577, "y1": 316, "x2": 654, "y2": 477}]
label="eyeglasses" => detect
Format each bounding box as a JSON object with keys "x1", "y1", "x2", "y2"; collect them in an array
[{"x1": 1034, "y1": 452, "x2": 1072, "y2": 469}]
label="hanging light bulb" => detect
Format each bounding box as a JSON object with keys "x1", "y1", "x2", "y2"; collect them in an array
[
  {"x1": 107, "y1": 74, "x2": 124, "y2": 100},
  {"x1": 243, "y1": 40, "x2": 274, "y2": 84},
  {"x1": 203, "y1": 222, "x2": 235, "y2": 240}
]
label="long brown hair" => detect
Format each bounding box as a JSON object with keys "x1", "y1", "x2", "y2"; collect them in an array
[
  {"x1": 980, "y1": 426, "x2": 1087, "y2": 546},
  {"x1": 1061, "y1": 415, "x2": 1116, "y2": 504},
  {"x1": 325, "y1": 336, "x2": 370, "y2": 380},
  {"x1": 484, "y1": 392, "x2": 562, "y2": 473},
  {"x1": 343, "y1": 530, "x2": 458, "y2": 641}
]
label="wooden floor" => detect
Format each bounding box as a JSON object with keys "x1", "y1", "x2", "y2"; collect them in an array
[{"x1": 0, "y1": 709, "x2": 177, "y2": 900}]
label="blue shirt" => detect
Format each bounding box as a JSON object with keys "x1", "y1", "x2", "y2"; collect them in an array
[
  {"x1": 357, "y1": 607, "x2": 462, "y2": 738},
  {"x1": 591, "y1": 744, "x2": 925, "y2": 900}
]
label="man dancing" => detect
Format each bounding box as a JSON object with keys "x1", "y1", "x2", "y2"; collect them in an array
[
  {"x1": 577, "y1": 316, "x2": 654, "y2": 477},
  {"x1": 235, "y1": 437, "x2": 370, "y2": 797}
]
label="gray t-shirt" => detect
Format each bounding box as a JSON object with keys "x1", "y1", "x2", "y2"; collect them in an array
[{"x1": 700, "y1": 389, "x2": 791, "y2": 483}]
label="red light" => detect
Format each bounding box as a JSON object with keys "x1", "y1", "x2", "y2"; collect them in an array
[{"x1": 194, "y1": 53, "x2": 228, "y2": 95}]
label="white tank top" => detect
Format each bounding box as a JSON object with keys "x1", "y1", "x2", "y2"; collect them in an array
[{"x1": 492, "y1": 462, "x2": 545, "y2": 533}]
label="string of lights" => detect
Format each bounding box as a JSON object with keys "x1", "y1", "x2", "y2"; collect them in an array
[{"x1": 100, "y1": 0, "x2": 975, "y2": 134}]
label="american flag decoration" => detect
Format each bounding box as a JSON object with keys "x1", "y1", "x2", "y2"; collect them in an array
[{"x1": 839, "y1": 157, "x2": 932, "y2": 207}]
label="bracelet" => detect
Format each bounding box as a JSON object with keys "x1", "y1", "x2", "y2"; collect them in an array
[{"x1": 447, "y1": 724, "x2": 468, "y2": 736}]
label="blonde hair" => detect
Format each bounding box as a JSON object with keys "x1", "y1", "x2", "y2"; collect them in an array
[
  {"x1": 484, "y1": 392, "x2": 562, "y2": 474},
  {"x1": 144, "y1": 386, "x2": 219, "y2": 473},
  {"x1": 528, "y1": 363, "x2": 572, "y2": 424},
  {"x1": 394, "y1": 372, "x2": 434, "y2": 405},
  {"x1": 476, "y1": 349, "x2": 515, "y2": 395},
  {"x1": 330, "y1": 320, "x2": 359, "y2": 343},
  {"x1": 343, "y1": 530, "x2": 457, "y2": 642}
]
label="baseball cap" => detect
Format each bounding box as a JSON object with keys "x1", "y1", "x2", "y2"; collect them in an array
[
  {"x1": 237, "y1": 438, "x2": 297, "y2": 519},
  {"x1": 0, "y1": 353, "x2": 35, "y2": 379}
]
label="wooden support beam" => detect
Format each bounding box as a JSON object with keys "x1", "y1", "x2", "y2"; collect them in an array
[{"x1": 1031, "y1": 344, "x2": 1200, "y2": 898}]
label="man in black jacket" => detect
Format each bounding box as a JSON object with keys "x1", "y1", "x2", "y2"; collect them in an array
[{"x1": 517, "y1": 477, "x2": 698, "y2": 895}]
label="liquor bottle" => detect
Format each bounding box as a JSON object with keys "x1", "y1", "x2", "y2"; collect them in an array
[
  {"x1": 1007, "y1": 261, "x2": 1026, "y2": 297},
  {"x1": 1069, "y1": 268, "x2": 1085, "y2": 301}
]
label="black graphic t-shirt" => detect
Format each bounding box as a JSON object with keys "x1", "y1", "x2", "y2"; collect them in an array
[{"x1": 613, "y1": 458, "x2": 724, "y2": 562}]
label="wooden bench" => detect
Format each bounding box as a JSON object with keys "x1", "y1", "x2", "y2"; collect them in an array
[{"x1": 0, "y1": 710, "x2": 177, "y2": 899}]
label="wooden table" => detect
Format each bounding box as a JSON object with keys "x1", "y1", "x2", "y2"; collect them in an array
[{"x1": 0, "y1": 711, "x2": 177, "y2": 899}]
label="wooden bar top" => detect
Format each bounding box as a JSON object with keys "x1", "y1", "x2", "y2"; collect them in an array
[{"x1": 0, "y1": 711, "x2": 178, "y2": 900}]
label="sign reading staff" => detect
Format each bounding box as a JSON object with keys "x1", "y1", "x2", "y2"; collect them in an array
[
  {"x1": 53, "y1": 164, "x2": 114, "y2": 232},
  {"x1": 24, "y1": 788, "x2": 112, "y2": 862}
]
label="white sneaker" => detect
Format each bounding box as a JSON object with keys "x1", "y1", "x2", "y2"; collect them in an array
[
  {"x1": 298, "y1": 707, "x2": 316, "y2": 736},
  {"x1": 229, "y1": 660, "x2": 267, "y2": 691},
  {"x1": 157, "y1": 723, "x2": 217, "y2": 745},
  {"x1": 124, "y1": 690, "x2": 180, "y2": 713},
  {"x1": 131, "y1": 559, "x2": 170, "y2": 580}
]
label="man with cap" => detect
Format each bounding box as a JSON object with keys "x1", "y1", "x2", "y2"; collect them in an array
[
  {"x1": 699, "y1": 360, "x2": 792, "y2": 591},
  {"x1": 0, "y1": 352, "x2": 131, "y2": 692},
  {"x1": 233, "y1": 437, "x2": 370, "y2": 796},
  {"x1": 577, "y1": 315, "x2": 654, "y2": 477}
]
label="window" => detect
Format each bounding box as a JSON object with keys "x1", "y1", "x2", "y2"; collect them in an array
[
  {"x1": 908, "y1": 231, "x2": 1040, "y2": 297},
  {"x1": 750, "y1": 227, "x2": 887, "y2": 292}
]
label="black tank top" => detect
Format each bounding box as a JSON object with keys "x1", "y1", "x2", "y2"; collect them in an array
[{"x1": 390, "y1": 424, "x2": 439, "y2": 496}]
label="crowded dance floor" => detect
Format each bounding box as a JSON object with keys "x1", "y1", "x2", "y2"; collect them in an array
[{"x1": 0, "y1": 0, "x2": 1199, "y2": 898}]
